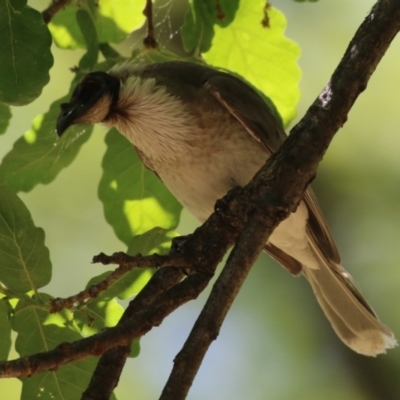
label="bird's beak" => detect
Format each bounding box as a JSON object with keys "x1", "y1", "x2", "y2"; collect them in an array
[{"x1": 56, "y1": 102, "x2": 80, "y2": 137}]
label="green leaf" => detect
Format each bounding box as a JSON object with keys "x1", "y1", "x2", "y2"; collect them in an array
[
  {"x1": 20, "y1": 358, "x2": 106, "y2": 400},
  {"x1": 0, "y1": 95, "x2": 92, "y2": 192},
  {"x1": 12, "y1": 294, "x2": 66, "y2": 356},
  {"x1": 75, "y1": 295, "x2": 140, "y2": 358},
  {"x1": 99, "y1": 129, "x2": 182, "y2": 245},
  {"x1": 95, "y1": 0, "x2": 146, "y2": 43},
  {"x1": 181, "y1": 0, "x2": 239, "y2": 53},
  {"x1": 181, "y1": 0, "x2": 216, "y2": 53},
  {"x1": 0, "y1": 103, "x2": 12, "y2": 134},
  {"x1": 76, "y1": 298, "x2": 123, "y2": 335},
  {"x1": 99, "y1": 43, "x2": 121, "y2": 60},
  {"x1": 214, "y1": 0, "x2": 240, "y2": 27},
  {"x1": 0, "y1": 186, "x2": 51, "y2": 294},
  {"x1": 11, "y1": 294, "x2": 116, "y2": 400},
  {"x1": 49, "y1": 0, "x2": 146, "y2": 49},
  {"x1": 77, "y1": 8, "x2": 99, "y2": 69},
  {"x1": 48, "y1": 0, "x2": 84, "y2": 49},
  {"x1": 203, "y1": 1, "x2": 301, "y2": 125},
  {"x1": 0, "y1": 300, "x2": 12, "y2": 360},
  {"x1": 0, "y1": 0, "x2": 53, "y2": 105},
  {"x1": 0, "y1": 60, "x2": 122, "y2": 192}
]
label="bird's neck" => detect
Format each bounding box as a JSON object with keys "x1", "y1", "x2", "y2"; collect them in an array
[{"x1": 104, "y1": 76, "x2": 196, "y2": 164}]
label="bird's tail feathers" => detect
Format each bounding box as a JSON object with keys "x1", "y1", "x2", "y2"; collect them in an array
[{"x1": 303, "y1": 240, "x2": 397, "y2": 356}]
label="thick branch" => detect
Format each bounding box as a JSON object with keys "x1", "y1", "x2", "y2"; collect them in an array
[{"x1": 160, "y1": 210, "x2": 273, "y2": 400}]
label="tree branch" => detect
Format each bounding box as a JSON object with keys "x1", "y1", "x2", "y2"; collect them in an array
[
  {"x1": 81, "y1": 266, "x2": 186, "y2": 400},
  {"x1": 50, "y1": 252, "x2": 188, "y2": 313},
  {"x1": 42, "y1": 0, "x2": 72, "y2": 24},
  {"x1": 1, "y1": 2, "x2": 399, "y2": 399},
  {"x1": 160, "y1": 210, "x2": 274, "y2": 400}
]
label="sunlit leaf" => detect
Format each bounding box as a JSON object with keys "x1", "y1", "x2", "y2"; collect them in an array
[
  {"x1": 203, "y1": 1, "x2": 301, "y2": 125},
  {"x1": 98, "y1": 129, "x2": 182, "y2": 245},
  {"x1": 0, "y1": 0, "x2": 53, "y2": 105},
  {"x1": 48, "y1": 0, "x2": 84, "y2": 48},
  {"x1": 12, "y1": 294, "x2": 117, "y2": 400},
  {"x1": 0, "y1": 300, "x2": 12, "y2": 360},
  {"x1": 0, "y1": 186, "x2": 51, "y2": 294},
  {"x1": 0, "y1": 103, "x2": 11, "y2": 134},
  {"x1": 75, "y1": 298, "x2": 123, "y2": 336},
  {"x1": 95, "y1": 0, "x2": 146, "y2": 43},
  {"x1": 49, "y1": 0, "x2": 146, "y2": 49}
]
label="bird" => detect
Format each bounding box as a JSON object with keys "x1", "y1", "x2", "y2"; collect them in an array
[{"x1": 56, "y1": 60, "x2": 396, "y2": 356}]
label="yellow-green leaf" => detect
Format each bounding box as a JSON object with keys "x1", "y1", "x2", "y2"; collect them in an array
[
  {"x1": 98, "y1": 129, "x2": 182, "y2": 245},
  {"x1": 203, "y1": 1, "x2": 301, "y2": 125}
]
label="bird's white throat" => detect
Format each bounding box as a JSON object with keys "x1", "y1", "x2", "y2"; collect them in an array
[{"x1": 104, "y1": 75, "x2": 196, "y2": 164}]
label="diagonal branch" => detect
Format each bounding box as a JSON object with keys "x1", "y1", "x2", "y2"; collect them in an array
[
  {"x1": 160, "y1": 209, "x2": 273, "y2": 400},
  {"x1": 50, "y1": 252, "x2": 188, "y2": 313}
]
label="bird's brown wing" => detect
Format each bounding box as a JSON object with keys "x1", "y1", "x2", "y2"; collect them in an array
[
  {"x1": 140, "y1": 61, "x2": 341, "y2": 268},
  {"x1": 204, "y1": 74, "x2": 341, "y2": 272}
]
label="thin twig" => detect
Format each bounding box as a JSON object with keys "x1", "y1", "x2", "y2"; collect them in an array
[
  {"x1": 143, "y1": 0, "x2": 158, "y2": 48},
  {"x1": 42, "y1": 0, "x2": 72, "y2": 24},
  {"x1": 50, "y1": 252, "x2": 188, "y2": 313}
]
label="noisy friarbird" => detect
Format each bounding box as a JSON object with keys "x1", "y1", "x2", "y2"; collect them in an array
[{"x1": 56, "y1": 61, "x2": 396, "y2": 356}]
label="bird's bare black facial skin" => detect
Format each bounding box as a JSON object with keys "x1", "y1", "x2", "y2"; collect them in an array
[{"x1": 56, "y1": 71, "x2": 120, "y2": 136}]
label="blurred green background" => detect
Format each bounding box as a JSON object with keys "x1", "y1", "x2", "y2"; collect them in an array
[{"x1": 1, "y1": 0, "x2": 400, "y2": 399}]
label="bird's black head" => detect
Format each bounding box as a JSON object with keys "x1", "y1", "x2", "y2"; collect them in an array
[{"x1": 56, "y1": 71, "x2": 120, "y2": 136}]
